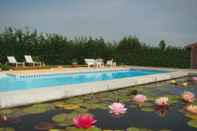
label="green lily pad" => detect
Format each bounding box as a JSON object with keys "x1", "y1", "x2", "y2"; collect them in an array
[
  {"x1": 56, "y1": 103, "x2": 81, "y2": 110},
  {"x1": 127, "y1": 127, "x2": 140, "y2": 131},
  {"x1": 141, "y1": 107, "x2": 154, "y2": 112},
  {"x1": 23, "y1": 104, "x2": 54, "y2": 114},
  {"x1": 168, "y1": 95, "x2": 180, "y2": 104},
  {"x1": 52, "y1": 112, "x2": 80, "y2": 127},
  {"x1": 139, "y1": 128, "x2": 153, "y2": 131},
  {"x1": 34, "y1": 122, "x2": 55, "y2": 130},
  {"x1": 86, "y1": 127, "x2": 100, "y2": 131},
  {"x1": 65, "y1": 127, "x2": 84, "y2": 131},
  {"x1": 142, "y1": 102, "x2": 154, "y2": 107},
  {"x1": 82, "y1": 103, "x2": 108, "y2": 110},
  {"x1": 52, "y1": 113, "x2": 72, "y2": 126},
  {"x1": 0, "y1": 109, "x2": 14, "y2": 116},
  {"x1": 187, "y1": 120, "x2": 197, "y2": 128},
  {"x1": 0, "y1": 128, "x2": 15, "y2": 131},
  {"x1": 117, "y1": 95, "x2": 131, "y2": 103},
  {"x1": 65, "y1": 97, "x2": 84, "y2": 104},
  {"x1": 0, "y1": 109, "x2": 24, "y2": 118},
  {"x1": 159, "y1": 129, "x2": 171, "y2": 131},
  {"x1": 49, "y1": 129, "x2": 65, "y2": 131},
  {"x1": 185, "y1": 113, "x2": 197, "y2": 120},
  {"x1": 75, "y1": 108, "x2": 89, "y2": 113},
  {"x1": 127, "y1": 127, "x2": 152, "y2": 131},
  {"x1": 65, "y1": 127, "x2": 100, "y2": 131}
]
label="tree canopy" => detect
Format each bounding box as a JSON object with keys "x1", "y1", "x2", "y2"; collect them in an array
[{"x1": 0, "y1": 27, "x2": 190, "y2": 68}]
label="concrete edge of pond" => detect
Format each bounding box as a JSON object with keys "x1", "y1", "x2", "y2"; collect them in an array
[{"x1": 0, "y1": 67, "x2": 189, "y2": 108}]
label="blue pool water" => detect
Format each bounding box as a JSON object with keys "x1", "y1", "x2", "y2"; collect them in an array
[{"x1": 0, "y1": 69, "x2": 166, "y2": 92}]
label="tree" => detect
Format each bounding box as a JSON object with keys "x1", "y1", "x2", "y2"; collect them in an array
[{"x1": 159, "y1": 40, "x2": 166, "y2": 50}]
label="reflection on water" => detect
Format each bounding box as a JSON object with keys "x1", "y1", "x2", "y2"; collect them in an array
[
  {"x1": 0, "y1": 77, "x2": 197, "y2": 131},
  {"x1": 92, "y1": 103, "x2": 195, "y2": 131}
]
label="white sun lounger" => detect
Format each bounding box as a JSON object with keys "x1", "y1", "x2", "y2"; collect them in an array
[
  {"x1": 7, "y1": 56, "x2": 25, "y2": 67},
  {"x1": 96, "y1": 59, "x2": 104, "y2": 68},
  {"x1": 24, "y1": 55, "x2": 42, "y2": 67},
  {"x1": 84, "y1": 59, "x2": 96, "y2": 68},
  {"x1": 106, "y1": 59, "x2": 116, "y2": 67}
]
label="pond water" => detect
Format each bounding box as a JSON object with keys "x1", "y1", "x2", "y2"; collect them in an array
[{"x1": 1, "y1": 77, "x2": 197, "y2": 131}]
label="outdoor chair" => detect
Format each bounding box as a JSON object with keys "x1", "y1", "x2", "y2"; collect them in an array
[
  {"x1": 84, "y1": 59, "x2": 96, "y2": 68},
  {"x1": 24, "y1": 55, "x2": 42, "y2": 67},
  {"x1": 96, "y1": 59, "x2": 104, "y2": 68},
  {"x1": 7, "y1": 56, "x2": 25, "y2": 67},
  {"x1": 106, "y1": 59, "x2": 116, "y2": 67}
]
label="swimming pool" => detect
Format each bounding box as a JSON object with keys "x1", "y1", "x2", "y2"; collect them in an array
[{"x1": 0, "y1": 69, "x2": 165, "y2": 92}]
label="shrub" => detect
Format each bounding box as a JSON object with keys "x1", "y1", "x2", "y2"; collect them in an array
[{"x1": 0, "y1": 64, "x2": 10, "y2": 71}]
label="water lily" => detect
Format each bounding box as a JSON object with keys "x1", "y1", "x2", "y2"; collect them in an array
[
  {"x1": 192, "y1": 77, "x2": 197, "y2": 81},
  {"x1": 155, "y1": 97, "x2": 169, "y2": 107},
  {"x1": 182, "y1": 82, "x2": 188, "y2": 87},
  {"x1": 186, "y1": 105, "x2": 197, "y2": 114},
  {"x1": 133, "y1": 94, "x2": 147, "y2": 106},
  {"x1": 182, "y1": 91, "x2": 195, "y2": 103},
  {"x1": 73, "y1": 114, "x2": 96, "y2": 129},
  {"x1": 170, "y1": 80, "x2": 177, "y2": 84},
  {"x1": 109, "y1": 102, "x2": 127, "y2": 115}
]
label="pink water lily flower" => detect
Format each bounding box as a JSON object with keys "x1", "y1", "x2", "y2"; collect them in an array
[
  {"x1": 155, "y1": 97, "x2": 169, "y2": 107},
  {"x1": 133, "y1": 94, "x2": 147, "y2": 106},
  {"x1": 182, "y1": 91, "x2": 195, "y2": 103},
  {"x1": 109, "y1": 102, "x2": 127, "y2": 115},
  {"x1": 73, "y1": 114, "x2": 96, "y2": 129},
  {"x1": 192, "y1": 77, "x2": 197, "y2": 81},
  {"x1": 186, "y1": 105, "x2": 197, "y2": 114}
]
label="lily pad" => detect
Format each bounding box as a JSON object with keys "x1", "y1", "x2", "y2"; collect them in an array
[
  {"x1": 185, "y1": 113, "x2": 197, "y2": 120},
  {"x1": 0, "y1": 109, "x2": 21, "y2": 118},
  {"x1": 0, "y1": 109, "x2": 14, "y2": 115},
  {"x1": 52, "y1": 112, "x2": 79, "y2": 126},
  {"x1": 0, "y1": 128, "x2": 15, "y2": 131},
  {"x1": 23, "y1": 104, "x2": 53, "y2": 114},
  {"x1": 127, "y1": 127, "x2": 140, "y2": 131},
  {"x1": 65, "y1": 97, "x2": 84, "y2": 104},
  {"x1": 82, "y1": 103, "x2": 108, "y2": 110},
  {"x1": 116, "y1": 95, "x2": 131, "y2": 102},
  {"x1": 168, "y1": 95, "x2": 180, "y2": 104},
  {"x1": 65, "y1": 127, "x2": 84, "y2": 131},
  {"x1": 49, "y1": 129, "x2": 65, "y2": 131},
  {"x1": 65, "y1": 127, "x2": 100, "y2": 131},
  {"x1": 52, "y1": 113, "x2": 71, "y2": 126},
  {"x1": 75, "y1": 108, "x2": 89, "y2": 113},
  {"x1": 55, "y1": 103, "x2": 80, "y2": 110},
  {"x1": 142, "y1": 102, "x2": 154, "y2": 107},
  {"x1": 34, "y1": 122, "x2": 55, "y2": 130},
  {"x1": 127, "y1": 127, "x2": 152, "y2": 131},
  {"x1": 141, "y1": 107, "x2": 154, "y2": 112},
  {"x1": 187, "y1": 120, "x2": 197, "y2": 128}
]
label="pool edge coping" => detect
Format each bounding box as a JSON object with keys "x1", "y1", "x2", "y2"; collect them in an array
[{"x1": 0, "y1": 67, "x2": 189, "y2": 108}]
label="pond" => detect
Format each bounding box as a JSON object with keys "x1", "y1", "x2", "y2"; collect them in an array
[{"x1": 1, "y1": 77, "x2": 197, "y2": 131}]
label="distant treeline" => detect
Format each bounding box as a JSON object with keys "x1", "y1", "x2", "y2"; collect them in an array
[{"x1": 0, "y1": 27, "x2": 190, "y2": 68}]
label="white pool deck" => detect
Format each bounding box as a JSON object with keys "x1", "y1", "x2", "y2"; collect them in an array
[{"x1": 0, "y1": 66, "x2": 195, "y2": 108}]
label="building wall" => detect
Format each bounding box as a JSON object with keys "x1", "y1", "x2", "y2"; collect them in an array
[{"x1": 191, "y1": 46, "x2": 197, "y2": 68}]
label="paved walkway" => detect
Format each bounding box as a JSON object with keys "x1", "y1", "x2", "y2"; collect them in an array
[{"x1": 6, "y1": 66, "x2": 130, "y2": 77}]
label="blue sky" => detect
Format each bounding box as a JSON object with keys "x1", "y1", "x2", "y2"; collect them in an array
[{"x1": 0, "y1": 0, "x2": 197, "y2": 46}]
